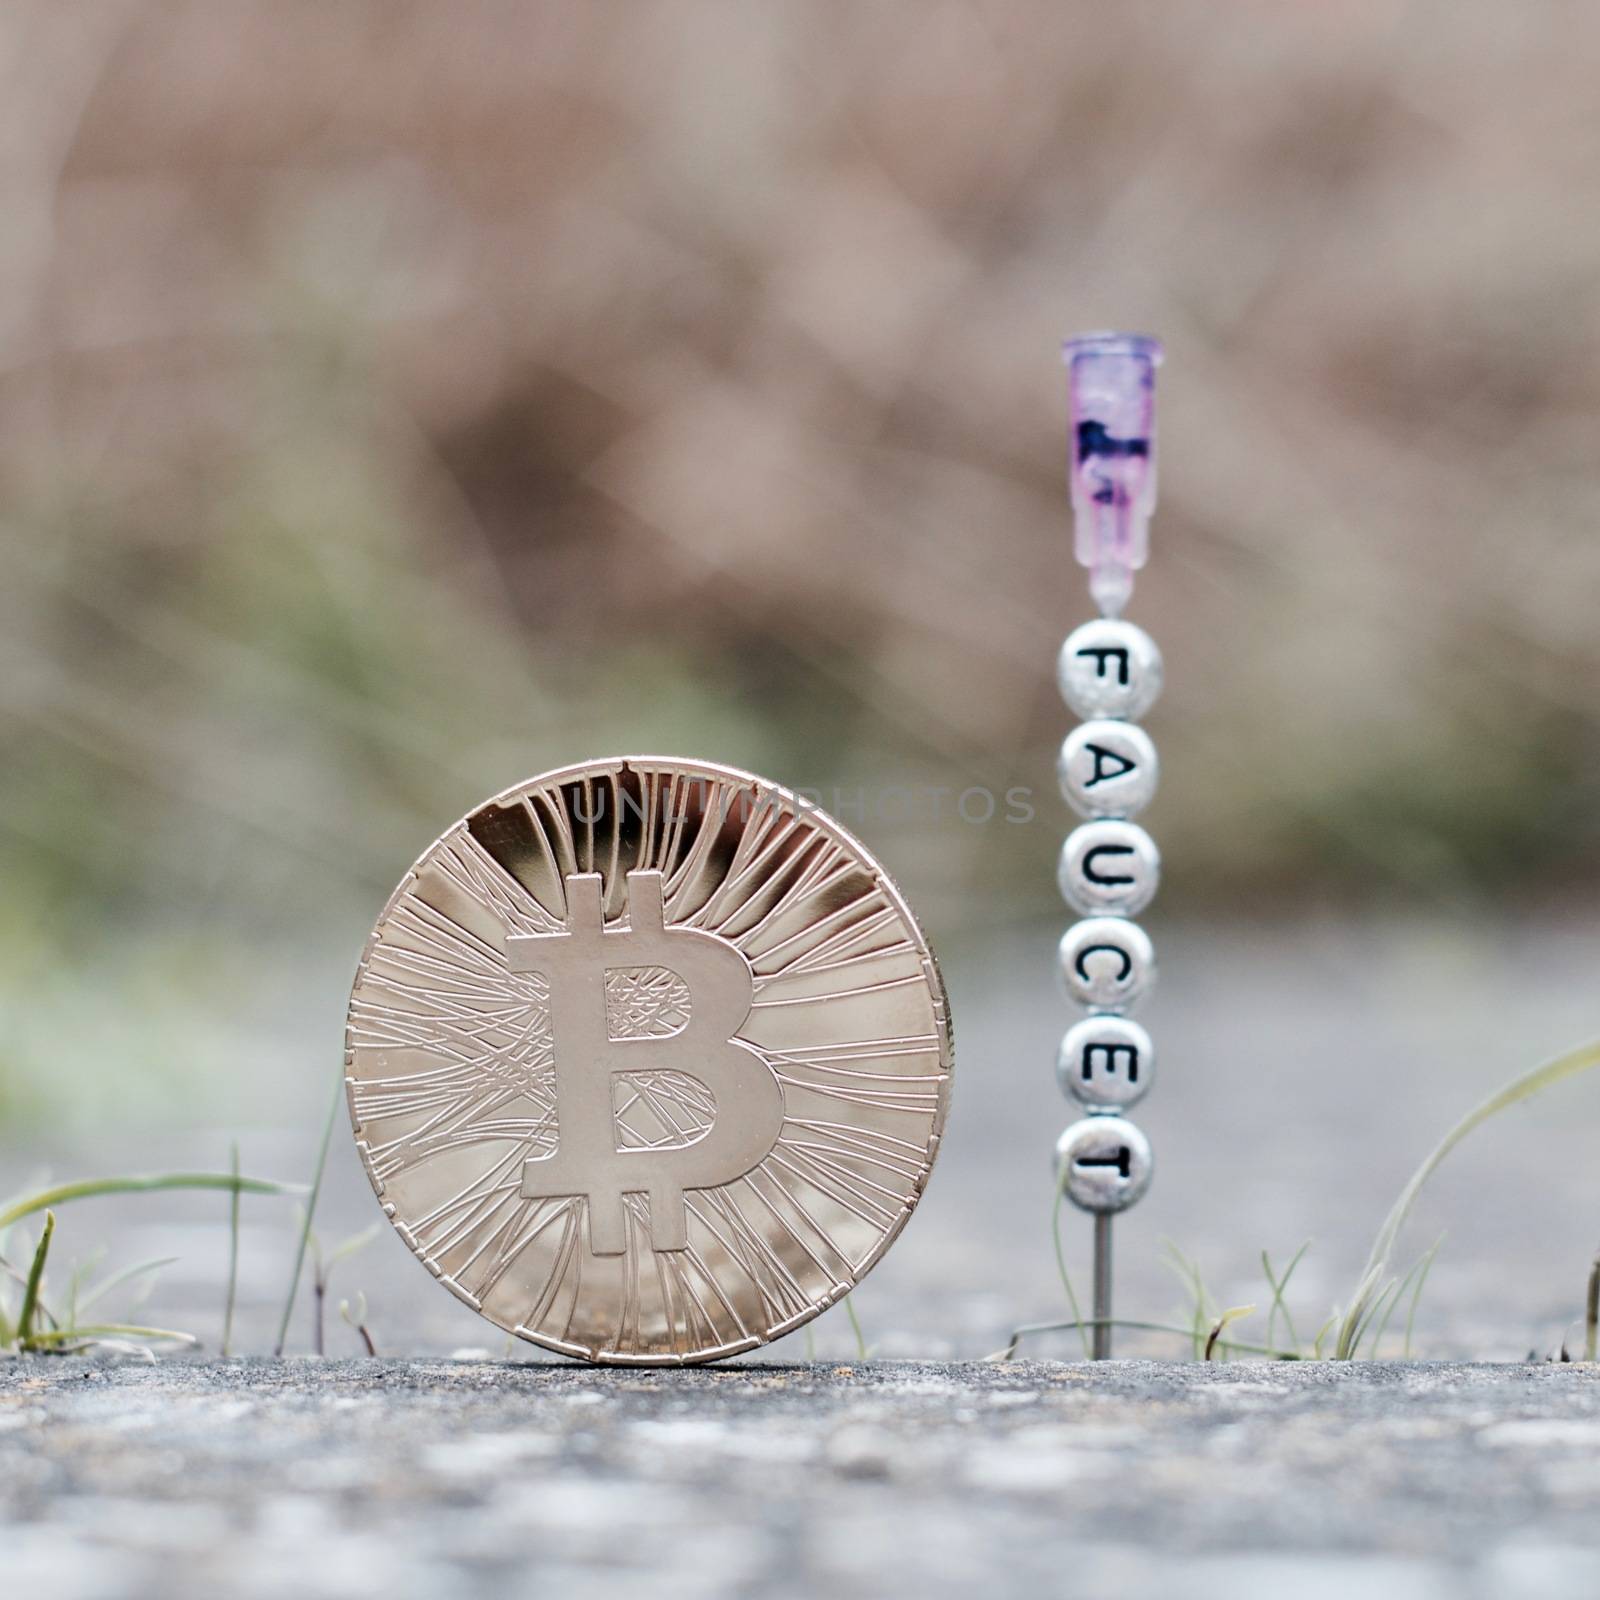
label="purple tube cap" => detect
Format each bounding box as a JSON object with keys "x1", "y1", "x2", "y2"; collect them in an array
[{"x1": 1062, "y1": 332, "x2": 1163, "y2": 615}]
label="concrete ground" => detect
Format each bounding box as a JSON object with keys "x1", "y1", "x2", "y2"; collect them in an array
[{"x1": 7, "y1": 1357, "x2": 1600, "y2": 1600}]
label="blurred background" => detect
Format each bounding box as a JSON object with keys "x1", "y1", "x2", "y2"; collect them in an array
[{"x1": 2, "y1": 1, "x2": 1598, "y2": 1356}]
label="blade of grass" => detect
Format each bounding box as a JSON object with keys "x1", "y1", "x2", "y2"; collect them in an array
[
  {"x1": 1336, "y1": 1037, "x2": 1600, "y2": 1359},
  {"x1": 1368, "y1": 1245, "x2": 1436, "y2": 1357},
  {"x1": 323, "y1": 1223, "x2": 381, "y2": 1271},
  {"x1": 77, "y1": 1256, "x2": 179, "y2": 1316},
  {"x1": 1402, "y1": 1236, "x2": 1443, "y2": 1359},
  {"x1": 1158, "y1": 1242, "x2": 1193, "y2": 1349},
  {"x1": 17, "y1": 1211, "x2": 54, "y2": 1350},
  {"x1": 996, "y1": 1316, "x2": 1294, "y2": 1362},
  {"x1": 1052, "y1": 1180, "x2": 1092, "y2": 1359},
  {"x1": 222, "y1": 1141, "x2": 241, "y2": 1358},
  {"x1": 1161, "y1": 1241, "x2": 1213, "y2": 1358},
  {"x1": 0, "y1": 1173, "x2": 297, "y2": 1233},
  {"x1": 339, "y1": 1292, "x2": 377, "y2": 1357},
  {"x1": 843, "y1": 1294, "x2": 869, "y2": 1360},
  {"x1": 1187, "y1": 1248, "x2": 1216, "y2": 1353},
  {"x1": 66, "y1": 1246, "x2": 106, "y2": 1328},
  {"x1": 25, "y1": 1322, "x2": 198, "y2": 1348},
  {"x1": 1262, "y1": 1251, "x2": 1280, "y2": 1352},
  {"x1": 1, "y1": 1251, "x2": 58, "y2": 1337},
  {"x1": 275, "y1": 1063, "x2": 346, "y2": 1356},
  {"x1": 1312, "y1": 1312, "x2": 1337, "y2": 1359},
  {"x1": 1349, "y1": 1273, "x2": 1405, "y2": 1360},
  {"x1": 1205, "y1": 1304, "x2": 1256, "y2": 1361},
  {"x1": 1262, "y1": 1242, "x2": 1309, "y2": 1355}
]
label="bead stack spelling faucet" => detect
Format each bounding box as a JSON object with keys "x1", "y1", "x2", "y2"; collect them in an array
[{"x1": 1053, "y1": 332, "x2": 1164, "y2": 1360}]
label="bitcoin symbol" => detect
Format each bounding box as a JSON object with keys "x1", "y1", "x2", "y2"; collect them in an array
[{"x1": 507, "y1": 869, "x2": 784, "y2": 1257}]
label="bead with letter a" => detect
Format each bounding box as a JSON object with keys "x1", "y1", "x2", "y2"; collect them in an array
[{"x1": 1058, "y1": 720, "x2": 1159, "y2": 820}]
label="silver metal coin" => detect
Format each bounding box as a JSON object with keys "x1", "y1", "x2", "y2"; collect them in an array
[
  {"x1": 1057, "y1": 720, "x2": 1159, "y2": 820},
  {"x1": 1056, "y1": 1015, "x2": 1154, "y2": 1111},
  {"x1": 1057, "y1": 917, "x2": 1156, "y2": 1012},
  {"x1": 1057, "y1": 618, "x2": 1163, "y2": 721},
  {"x1": 347, "y1": 756, "x2": 953, "y2": 1365},
  {"x1": 1055, "y1": 1116, "x2": 1153, "y2": 1213},
  {"x1": 1058, "y1": 820, "x2": 1160, "y2": 917}
]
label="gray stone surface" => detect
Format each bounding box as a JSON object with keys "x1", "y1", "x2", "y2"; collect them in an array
[{"x1": 7, "y1": 1358, "x2": 1600, "y2": 1600}]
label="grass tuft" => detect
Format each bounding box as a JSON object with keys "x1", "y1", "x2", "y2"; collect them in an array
[
  {"x1": 304, "y1": 1219, "x2": 380, "y2": 1357},
  {"x1": 1017, "y1": 1038, "x2": 1600, "y2": 1365},
  {"x1": 1336, "y1": 1037, "x2": 1600, "y2": 1359},
  {"x1": 0, "y1": 1166, "x2": 294, "y2": 1357}
]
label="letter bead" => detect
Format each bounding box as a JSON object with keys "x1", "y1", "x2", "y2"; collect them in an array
[
  {"x1": 1055, "y1": 1116, "x2": 1153, "y2": 1214},
  {"x1": 1057, "y1": 619, "x2": 1162, "y2": 722},
  {"x1": 1057, "y1": 917, "x2": 1156, "y2": 1012},
  {"x1": 1058, "y1": 820, "x2": 1160, "y2": 917},
  {"x1": 1057, "y1": 1015, "x2": 1155, "y2": 1111},
  {"x1": 1058, "y1": 720, "x2": 1159, "y2": 820}
]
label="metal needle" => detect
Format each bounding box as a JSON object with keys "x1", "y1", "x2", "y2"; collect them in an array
[{"x1": 1093, "y1": 1214, "x2": 1113, "y2": 1361}]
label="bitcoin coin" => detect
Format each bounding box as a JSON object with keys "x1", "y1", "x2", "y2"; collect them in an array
[{"x1": 346, "y1": 757, "x2": 953, "y2": 1364}]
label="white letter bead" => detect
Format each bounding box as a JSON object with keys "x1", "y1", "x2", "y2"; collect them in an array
[
  {"x1": 1057, "y1": 917, "x2": 1155, "y2": 1012},
  {"x1": 1057, "y1": 619, "x2": 1162, "y2": 721},
  {"x1": 1057, "y1": 1015, "x2": 1155, "y2": 1110},
  {"x1": 1055, "y1": 1116, "x2": 1153, "y2": 1213},
  {"x1": 1058, "y1": 720, "x2": 1158, "y2": 820},
  {"x1": 1058, "y1": 820, "x2": 1160, "y2": 917}
]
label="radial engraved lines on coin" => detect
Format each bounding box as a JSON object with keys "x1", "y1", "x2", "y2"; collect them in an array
[{"x1": 346, "y1": 757, "x2": 953, "y2": 1364}]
